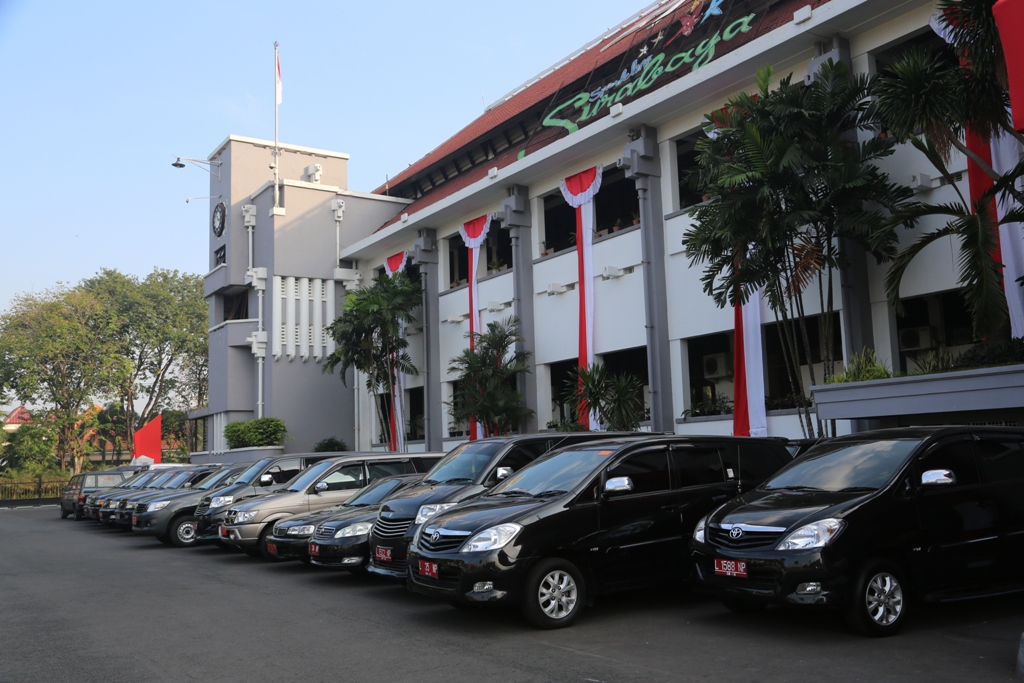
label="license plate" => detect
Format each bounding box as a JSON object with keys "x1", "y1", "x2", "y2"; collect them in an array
[
  {"x1": 266, "y1": 542, "x2": 278, "y2": 555},
  {"x1": 419, "y1": 560, "x2": 439, "y2": 579},
  {"x1": 219, "y1": 525, "x2": 228, "y2": 538},
  {"x1": 131, "y1": 516, "x2": 138, "y2": 527},
  {"x1": 309, "y1": 543, "x2": 319, "y2": 557},
  {"x1": 374, "y1": 546, "x2": 392, "y2": 562},
  {"x1": 714, "y1": 558, "x2": 748, "y2": 578}
]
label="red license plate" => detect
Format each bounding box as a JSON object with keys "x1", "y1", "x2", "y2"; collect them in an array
[
  {"x1": 308, "y1": 543, "x2": 319, "y2": 557},
  {"x1": 131, "y1": 516, "x2": 138, "y2": 527},
  {"x1": 266, "y1": 542, "x2": 278, "y2": 555},
  {"x1": 714, "y1": 558, "x2": 748, "y2": 578},
  {"x1": 219, "y1": 525, "x2": 228, "y2": 538},
  {"x1": 374, "y1": 546, "x2": 392, "y2": 562},
  {"x1": 419, "y1": 560, "x2": 439, "y2": 579}
]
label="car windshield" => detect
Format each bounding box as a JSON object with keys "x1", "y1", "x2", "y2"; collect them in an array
[
  {"x1": 284, "y1": 461, "x2": 338, "y2": 492},
  {"x1": 763, "y1": 439, "x2": 921, "y2": 492},
  {"x1": 196, "y1": 469, "x2": 234, "y2": 490},
  {"x1": 488, "y1": 448, "x2": 615, "y2": 497},
  {"x1": 345, "y1": 477, "x2": 408, "y2": 506},
  {"x1": 423, "y1": 442, "x2": 505, "y2": 485},
  {"x1": 127, "y1": 474, "x2": 156, "y2": 489},
  {"x1": 235, "y1": 458, "x2": 277, "y2": 485},
  {"x1": 163, "y1": 471, "x2": 195, "y2": 488},
  {"x1": 145, "y1": 472, "x2": 176, "y2": 487}
]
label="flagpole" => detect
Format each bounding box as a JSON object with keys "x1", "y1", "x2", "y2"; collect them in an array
[{"x1": 273, "y1": 41, "x2": 280, "y2": 209}]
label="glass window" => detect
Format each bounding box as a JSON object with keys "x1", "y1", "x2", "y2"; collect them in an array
[
  {"x1": 283, "y1": 461, "x2": 337, "y2": 492},
  {"x1": 235, "y1": 458, "x2": 277, "y2": 485},
  {"x1": 267, "y1": 458, "x2": 303, "y2": 484},
  {"x1": 83, "y1": 475, "x2": 96, "y2": 488},
  {"x1": 424, "y1": 441, "x2": 505, "y2": 484},
  {"x1": 489, "y1": 449, "x2": 615, "y2": 498},
  {"x1": 974, "y1": 438, "x2": 1024, "y2": 483},
  {"x1": 671, "y1": 447, "x2": 724, "y2": 488},
  {"x1": 764, "y1": 440, "x2": 920, "y2": 492},
  {"x1": 720, "y1": 444, "x2": 788, "y2": 484},
  {"x1": 497, "y1": 442, "x2": 549, "y2": 473},
  {"x1": 921, "y1": 441, "x2": 980, "y2": 487},
  {"x1": 347, "y1": 477, "x2": 408, "y2": 506},
  {"x1": 367, "y1": 460, "x2": 416, "y2": 479},
  {"x1": 607, "y1": 451, "x2": 671, "y2": 495},
  {"x1": 95, "y1": 474, "x2": 123, "y2": 488},
  {"x1": 319, "y1": 464, "x2": 365, "y2": 492}
]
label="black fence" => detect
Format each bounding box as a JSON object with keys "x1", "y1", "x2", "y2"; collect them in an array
[{"x1": 0, "y1": 478, "x2": 69, "y2": 506}]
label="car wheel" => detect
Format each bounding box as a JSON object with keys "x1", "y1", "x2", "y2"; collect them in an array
[
  {"x1": 845, "y1": 561, "x2": 909, "y2": 637},
  {"x1": 521, "y1": 558, "x2": 586, "y2": 629},
  {"x1": 170, "y1": 516, "x2": 200, "y2": 548},
  {"x1": 60, "y1": 506, "x2": 70, "y2": 520},
  {"x1": 720, "y1": 597, "x2": 766, "y2": 614}
]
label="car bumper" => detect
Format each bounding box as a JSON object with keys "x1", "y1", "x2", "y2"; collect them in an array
[
  {"x1": 367, "y1": 530, "x2": 415, "y2": 579},
  {"x1": 132, "y1": 509, "x2": 174, "y2": 536},
  {"x1": 221, "y1": 523, "x2": 263, "y2": 546},
  {"x1": 307, "y1": 536, "x2": 370, "y2": 569},
  {"x1": 690, "y1": 546, "x2": 851, "y2": 607},
  {"x1": 195, "y1": 510, "x2": 229, "y2": 541},
  {"x1": 98, "y1": 508, "x2": 119, "y2": 524},
  {"x1": 406, "y1": 545, "x2": 524, "y2": 605},
  {"x1": 112, "y1": 509, "x2": 136, "y2": 526},
  {"x1": 265, "y1": 535, "x2": 311, "y2": 560}
]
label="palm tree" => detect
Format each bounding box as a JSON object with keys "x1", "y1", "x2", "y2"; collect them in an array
[
  {"x1": 562, "y1": 364, "x2": 646, "y2": 432},
  {"x1": 323, "y1": 273, "x2": 421, "y2": 448},
  {"x1": 448, "y1": 316, "x2": 533, "y2": 436}
]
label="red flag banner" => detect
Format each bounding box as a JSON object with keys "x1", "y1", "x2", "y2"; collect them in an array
[
  {"x1": 133, "y1": 415, "x2": 163, "y2": 464},
  {"x1": 994, "y1": 0, "x2": 1024, "y2": 132}
]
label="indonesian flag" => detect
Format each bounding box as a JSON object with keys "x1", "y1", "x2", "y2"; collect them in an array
[
  {"x1": 932, "y1": 13, "x2": 1024, "y2": 337},
  {"x1": 384, "y1": 252, "x2": 407, "y2": 452},
  {"x1": 460, "y1": 216, "x2": 491, "y2": 440},
  {"x1": 132, "y1": 415, "x2": 163, "y2": 464},
  {"x1": 560, "y1": 166, "x2": 603, "y2": 430},
  {"x1": 732, "y1": 290, "x2": 767, "y2": 437},
  {"x1": 276, "y1": 50, "x2": 282, "y2": 105},
  {"x1": 994, "y1": 0, "x2": 1024, "y2": 133}
]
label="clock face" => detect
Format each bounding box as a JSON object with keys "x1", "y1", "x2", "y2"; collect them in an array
[{"x1": 212, "y1": 202, "x2": 226, "y2": 237}]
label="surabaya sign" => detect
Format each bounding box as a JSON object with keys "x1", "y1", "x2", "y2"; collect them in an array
[{"x1": 542, "y1": 5, "x2": 758, "y2": 134}]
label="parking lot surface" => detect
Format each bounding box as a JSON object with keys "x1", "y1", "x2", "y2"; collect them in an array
[{"x1": 1, "y1": 505, "x2": 1022, "y2": 682}]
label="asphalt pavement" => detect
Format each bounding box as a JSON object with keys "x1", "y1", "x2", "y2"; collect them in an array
[{"x1": 1, "y1": 505, "x2": 1022, "y2": 683}]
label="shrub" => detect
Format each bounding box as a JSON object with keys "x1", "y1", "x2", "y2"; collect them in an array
[
  {"x1": 682, "y1": 396, "x2": 734, "y2": 418},
  {"x1": 223, "y1": 421, "x2": 247, "y2": 449},
  {"x1": 949, "y1": 337, "x2": 1024, "y2": 371},
  {"x1": 223, "y1": 418, "x2": 287, "y2": 449},
  {"x1": 313, "y1": 437, "x2": 348, "y2": 452},
  {"x1": 828, "y1": 348, "x2": 893, "y2": 384}
]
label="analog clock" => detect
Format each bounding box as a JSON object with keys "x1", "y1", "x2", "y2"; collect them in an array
[{"x1": 212, "y1": 202, "x2": 226, "y2": 237}]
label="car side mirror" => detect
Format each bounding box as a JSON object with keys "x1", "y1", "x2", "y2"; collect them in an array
[
  {"x1": 259, "y1": 474, "x2": 274, "y2": 487},
  {"x1": 314, "y1": 481, "x2": 329, "y2": 493},
  {"x1": 604, "y1": 476, "x2": 634, "y2": 495},
  {"x1": 496, "y1": 467, "x2": 513, "y2": 481},
  {"x1": 921, "y1": 469, "x2": 956, "y2": 486}
]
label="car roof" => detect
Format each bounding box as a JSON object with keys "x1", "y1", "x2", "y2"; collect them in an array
[
  {"x1": 826, "y1": 426, "x2": 1024, "y2": 443},
  {"x1": 552, "y1": 434, "x2": 790, "y2": 452}
]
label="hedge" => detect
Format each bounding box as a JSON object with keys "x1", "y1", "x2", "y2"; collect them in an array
[{"x1": 224, "y1": 417, "x2": 287, "y2": 449}]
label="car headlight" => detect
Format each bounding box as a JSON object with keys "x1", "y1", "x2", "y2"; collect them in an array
[
  {"x1": 693, "y1": 515, "x2": 708, "y2": 544},
  {"x1": 235, "y1": 510, "x2": 260, "y2": 523},
  {"x1": 335, "y1": 522, "x2": 373, "y2": 538},
  {"x1": 288, "y1": 525, "x2": 316, "y2": 536},
  {"x1": 415, "y1": 503, "x2": 457, "y2": 525},
  {"x1": 210, "y1": 496, "x2": 233, "y2": 508},
  {"x1": 149, "y1": 501, "x2": 170, "y2": 512},
  {"x1": 460, "y1": 523, "x2": 522, "y2": 553},
  {"x1": 776, "y1": 518, "x2": 845, "y2": 550},
  {"x1": 125, "y1": 502, "x2": 138, "y2": 510}
]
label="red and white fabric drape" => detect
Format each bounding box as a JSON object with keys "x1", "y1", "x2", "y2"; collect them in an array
[
  {"x1": 994, "y1": 0, "x2": 1024, "y2": 133},
  {"x1": 460, "y1": 216, "x2": 490, "y2": 440},
  {"x1": 732, "y1": 289, "x2": 767, "y2": 437},
  {"x1": 560, "y1": 166, "x2": 603, "y2": 430},
  {"x1": 384, "y1": 251, "x2": 407, "y2": 452},
  {"x1": 932, "y1": 13, "x2": 1024, "y2": 338}
]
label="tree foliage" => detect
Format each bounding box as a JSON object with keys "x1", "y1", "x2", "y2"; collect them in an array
[
  {"x1": 562, "y1": 364, "x2": 646, "y2": 432},
  {"x1": 1, "y1": 423, "x2": 58, "y2": 472},
  {"x1": 223, "y1": 417, "x2": 287, "y2": 449}
]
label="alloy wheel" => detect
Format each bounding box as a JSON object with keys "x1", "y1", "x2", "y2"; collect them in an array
[
  {"x1": 865, "y1": 572, "x2": 903, "y2": 626},
  {"x1": 177, "y1": 521, "x2": 197, "y2": 544},
  {"x1": 538, "y1": 570, "x2": 578, "y2": 619}
]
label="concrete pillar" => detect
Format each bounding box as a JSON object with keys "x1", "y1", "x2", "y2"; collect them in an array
[
  {"x1": 413, "y1": 228, "x2": 444, "y2": 451},
  {"x1": 620, "y1": 124, "x2": 675, "y2": 433},
  {"x1": 492, "y1": 185, "x2": 539, "y2": 433}
]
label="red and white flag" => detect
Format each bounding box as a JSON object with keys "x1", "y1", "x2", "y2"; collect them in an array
[
  {"x1": 460, "y1": 216, "x2": 490, "y2": 440},
  {"x1": 275, "y1": 49, "x2": 282, "y2": 105},
  {"x1": 732, "y1": 290, "x2": 767, "y2": 437},
  {"x1": 384, "y1": 252, "x2": 407, "y2": 452},
  {"x1": 560, "y1": 166, "x2": 603, "y2": 430}
]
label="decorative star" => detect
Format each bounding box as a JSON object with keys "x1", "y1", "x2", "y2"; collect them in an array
[
  {"x1": 651, "y1": 30, "x2": 665, "y2": 46},
  {"x1": 700, "y1": 0, "x2": 725, "y2": 24},
  {"x1": 638, "y1": 44, "x2": 649, "y2": 56}
]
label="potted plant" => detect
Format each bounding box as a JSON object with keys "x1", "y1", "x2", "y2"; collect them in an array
[
  {"x1": 611, "y1": 218, "x2": 623, "y2": 233},
  {"x1": 631, "y1": 211, "x2": 641, "y2": 226}
]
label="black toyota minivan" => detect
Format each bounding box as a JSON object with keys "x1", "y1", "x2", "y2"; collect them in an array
[
  {"x1": 406, "y1": 435, "x2": 792, "y2": 627},
  {"x1": 690, "y1": 427, "x2": 1024, "y2": 636}
]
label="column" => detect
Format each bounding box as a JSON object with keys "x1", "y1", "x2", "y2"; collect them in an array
[{"x1": 413, "y1": 228, "x2": 444, "y2": 451}]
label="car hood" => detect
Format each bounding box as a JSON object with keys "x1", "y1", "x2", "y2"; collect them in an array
[
  {"x1": 319, "y1": 507, "x2": 380, "y2": 528},
  {"x1": 377, "y1": 483, "x2": 485, "y2": 519},
  {"x1": 425, "y1": 496, "x2": 549, "y2": 534},
  {"x1": 711, "y1": 489, "x2": 870, "y2": 530},
  {"x1": 232, "y1": 490, "x2": 302, "y2": 512},
  {"x1": 276, "y1": 506, "x2": 351, "y2": 529}
]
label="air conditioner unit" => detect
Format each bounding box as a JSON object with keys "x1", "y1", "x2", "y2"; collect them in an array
[
  {"x1": 900, "y1": 326, "x2": 936, "y2": 351},
  {"x1": 601, "y1": 266, "x2": 625, "y2": 280},
  {"x1": 546, "y1": 283, "x2": 568, "y2": 296},
  {"x1": 703, "y1": 353, "x2": 733, "y2": 379},
  {"x1": 445, "y1": 313, "x2": 467, "y2": 324}
]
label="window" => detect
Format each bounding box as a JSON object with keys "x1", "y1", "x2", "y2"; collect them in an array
[
  {"x1": 407, "y1": 387, "x2": 424, "y2": 441},
  {"x1": 686, "y1": 332, "x2": 731, "y2": 411},
  {"x1": 484, "y1": 228, "x2": 513, "y2": 273},
  {"x1": 266, "y1": 459, "x2": 302, "y2": 484},
  {"x1": 448, "y1": 234, "x2": 469, "y2": 287},
  {"x1": 497, "y1": 442, "x2": 549, "y2": 473},
  {"x1": 542, "y1": 194, "x2": 576, "y2": 255},
  {"x1": 224, "y1": 292, "x2": 249, "y2": 321},
  {"x1": 368, "y1": 460, "x2": 416, "y2": 479},
  {"x1": 320, "y1": 464, "x2": 365, "y2": 491},
  {"x1": 670, "y1": 447, "x2": 724, "y2": 488},
  {"x1": 214, "y1": 246, "x2": 226, "y2": 266},
  {"x1": 607, "y1": 450, "x2": 671, "y2": 495},
  {"x1": 594, "y1": 166, "x2": 639, "y2": 234},
  {"x1": 720, "y1": 444, "x2": 787, "y2": 484},
  {"x1": 549, "y1": 359, "x2": 580, "y2": 424},
  {"x1": 676, "y1": 138, "x2": 705, "y2": 209},
  {"x1": 921, "y1": 441, "x2": 980, "y2": 487},
  {"x1": 975, "y1": 438, "x2": 1024, "y2": 482}
]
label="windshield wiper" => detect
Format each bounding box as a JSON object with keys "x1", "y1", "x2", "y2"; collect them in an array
[
  {"x1": 443, "y1": 477, "x2": 474, "y2": 484},
  {"x1": 496, "y1": 488, "x2": 533, "y2": 497},
  {"x1": 770, "y1": 485, "x2": 825, "y2": 492},
  {"x1": 534, "y1": 490, "x2": 568, "y2": 498},
  {"x1": 422, "y1": 479, "x2": 440, "y2": 485},
  {"x1": 836, "y1": 486, "x2": 877, "y2": 493}
]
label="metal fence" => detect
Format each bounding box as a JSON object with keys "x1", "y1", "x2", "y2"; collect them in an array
[{"x1": 0, "y1": 478, "x2": 70, "y2": 504}]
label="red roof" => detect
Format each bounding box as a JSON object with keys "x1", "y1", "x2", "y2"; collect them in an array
[{"x1": 4, "y1": 406, "x2": 32, "y2": 425}]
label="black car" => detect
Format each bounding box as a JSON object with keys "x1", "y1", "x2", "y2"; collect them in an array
[
  {"x1": 112, "y1": 468, "x2": 217, "y2": 528},
  {"x1": 60, "y1": 471, "x2": 128, "y2": 520},
  {"x1": 132, "y1": 466, "x2": 246, "y2": 546},
  {"x1": 98, "y1": 470, "x2": 183, "y2": 525},
  {"x1": 368, "y1": 433, "x2": 639, "y2": 581},
  {"x1": 690, "y1": 426, "x2": 1024, "y2": 636},
  {"x1": 406, "y1": 435, "x2": 792, "y2": 628},
  {"x1": 86, "y1": 471, "x2": 157, "y2": 520}
]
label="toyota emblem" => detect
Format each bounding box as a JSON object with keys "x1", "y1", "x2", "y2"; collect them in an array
[
  {"x1": 729, "y1": 526, "x2": 744, "y2": 539},
  {"x1": 430, "y1": 531, "x2": 441, "y2": 543}
]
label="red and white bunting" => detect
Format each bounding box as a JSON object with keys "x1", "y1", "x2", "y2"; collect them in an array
[
  {"x1": 732, "y1": 289, "x2": 767, "y2": 438},
  {"x1": 560, "y1": 166, "x2": 603, "y2": 430},
  {"x1": 384, "y1": 251, "x2": 407, "y2": 452},
  {"x1": 994, "y1": 0, "x2": 1024, "y2": 133},
  {"x1": 460, "y1": 216, "x2": 490, "y2": 439},
  {"x1": 384, "y1": 251, "x2": 407, "y2": 277}
]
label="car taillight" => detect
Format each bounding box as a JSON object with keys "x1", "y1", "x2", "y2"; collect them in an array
[{"x1": 78, "y1": 494, "x2": 86, "y2": 503}]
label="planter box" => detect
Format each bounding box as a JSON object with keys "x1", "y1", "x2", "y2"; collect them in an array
[{"x1": 811, "y1": 364, "x2": 1024, "y2": 421}]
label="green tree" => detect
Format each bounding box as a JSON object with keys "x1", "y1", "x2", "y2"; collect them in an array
[
  {"x1": 81, "y1": 268, "x2": 207, "y2": 453},
  {"x1": 2, "y1": 423, "x2": 58, "y2": 472},
  {"x1": 562, "y1": 364, "x2": 646, "y2": 432},
  {"x1": 323, "y1": 273, "x2": 421, "y2": 449},
  {"x1": 0, "y1": 287, "x2": 124, "y2": 472},
  {"x1": 448, "y1": 316, "x2": 533, "y2": 436},
  {"x1": 95, "y1": 403, "x2": 130, "y2": 462},
  {"x1": 684, "y1": 61, "x2": 912, "y2": 437}
]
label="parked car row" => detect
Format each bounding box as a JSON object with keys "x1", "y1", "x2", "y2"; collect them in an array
[{"x1": 65, "y1": 426, "x2": 1024, "y2": 637}]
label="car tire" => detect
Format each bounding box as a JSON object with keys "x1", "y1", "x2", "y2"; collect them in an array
[
  {"x1": 521, "y1": 558, "x2": 586, "y2": 629},
  {"x1": 720, "y1": 597, "x2": 767, "y2": 614},
  {"x1": 60, "y1": 506, "x2": 70, "y2": 520},
  {"x1": 845, "y1": 560, "x2": 909, "y2": 637},
  {"x1": 169, "y1": 516, "x2": 200, "y2": 548}
]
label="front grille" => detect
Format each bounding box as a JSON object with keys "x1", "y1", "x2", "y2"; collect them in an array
[
  {"x1": 314, "y1": 525, "x2": 335, "y2": 540},
  {"x1": 135, "y1": 503, "x2": 149, "y2": 514},
  {"x1": 117, "y1": 500, "x2": 127, "y2": 510},
  {"x1": 373, "y1": 517, "x2": 413, "y2": 539},
  {"x1": 373, "y1": 557, "x2": 407, "y2": 574},
  {"x1": 418, "y1": 535, "x2": 467, "y2": 553},
  {"x1": 412, "y1": 565, "x2": 461, "y2": 591},
  {"x1": 195, "y1": 501, "x2": 210, "y2": 516},
  {"x1": 273, "y1": 525, "x2": 285, "y2": 537},
  {"x1": 709, "y1": 526, "x2": 784, "y2": 550}
]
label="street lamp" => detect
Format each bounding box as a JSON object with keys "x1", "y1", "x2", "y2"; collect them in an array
[{"x1": 172, "y1": 156, "x2": 222, "y2": 179}]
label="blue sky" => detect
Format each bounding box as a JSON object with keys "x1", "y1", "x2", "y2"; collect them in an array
[{"x1": 0, "y1": 1, "x2": 637, "y2": 310}]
